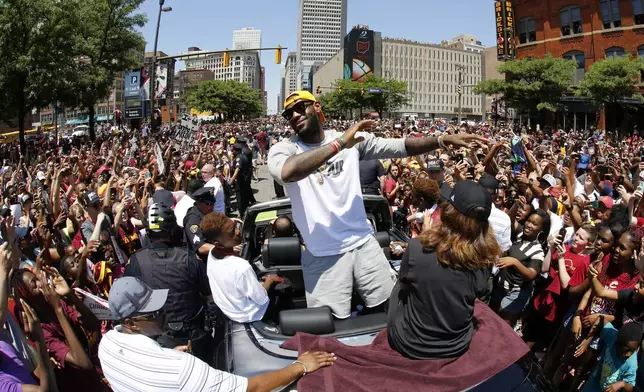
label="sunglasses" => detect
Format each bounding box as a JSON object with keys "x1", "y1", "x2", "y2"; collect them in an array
[
  {"x1": 132, "y1": 309, "x2": 164, "y2": 322},
  {"x1": 282, "y1": 101, "x2": 313, "y2": 120}
]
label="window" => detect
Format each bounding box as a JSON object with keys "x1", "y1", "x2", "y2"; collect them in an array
[
  {"x1": 634, "y1": 0, "x2": 644, "y2": 24},
  {"x1": 518, "y1": 17, "x2": 537, "y2": 43},
  {"x1": 560, "y1": 6, "x2": 582, "y2": 36},
  {"x1": 563, "y1": 51, "x2": 585, "y2": 84},
  {"x1": 600, "y1": 0, "x2": 621, "y2": 29},
  {"x1": 605, "y1": 46, "x2": 625, "y2": 58}
]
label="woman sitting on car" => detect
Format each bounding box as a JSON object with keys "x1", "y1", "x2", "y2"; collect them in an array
[{"x1": 387, "y1": 180, "x2": 501, "y2": 359}]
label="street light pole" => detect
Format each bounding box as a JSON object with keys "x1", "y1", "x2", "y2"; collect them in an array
[{"x1": 150, "y1": 0, "x2": 171, "y2": 134}]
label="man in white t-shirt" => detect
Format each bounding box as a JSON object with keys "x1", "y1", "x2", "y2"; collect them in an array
[
  {"x1": 201, "y1": 164, "x2": 226, "y2": 214},
  {"x1": 173, "y1": 178, "x2": 204, "y2": 227},
  {"x1": 201, "y1": 212, "x2": 283, "y2": 323},
  {"x1": 268, "y1": 90, "x2": 486, "y2": 318},
  {"x1": 100, "y1": 277, "x2": 336, "y2": 392}
]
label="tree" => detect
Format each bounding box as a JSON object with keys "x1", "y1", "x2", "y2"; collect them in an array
[
  {"x1": 185, "y1": 80, "x2": 264, "y2": 121},
  {"x1": 318, "y1": 77, "x2": 409, "y2": 119},
  {"x1": 0, "y1": 0, "x2": 81, "y2": 155},
  {"x1": 71, "y1": 0, "x2": 147, "y2": 140},
  {"x1": 474, "y1": 55, "x2": 576, "y2": 121},
  {"x1": 575, "y1": 55, "x2": 644, "y2": 107}
]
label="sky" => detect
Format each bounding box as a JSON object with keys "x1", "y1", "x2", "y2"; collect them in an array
[{"x1": 137, "y1": 0, "x2": 496, "y2": 114}]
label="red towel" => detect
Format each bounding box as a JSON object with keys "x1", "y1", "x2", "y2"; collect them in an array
[{"x1": 281, "y1": 301, "x2": 529, "y2": 392}]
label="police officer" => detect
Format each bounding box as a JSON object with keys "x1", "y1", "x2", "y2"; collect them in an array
[
  {"x1": 236, "y1": 135, "x2": 257, "y2": 204},
  {"x1": 183, "y1": 187, "x2": 215, "y2": 259},
  {"x1": 124, "y1": 203, "x2": 215, "y2": 364},
  {"x1": 229, "y1": 143, "x2": 253, "y2": 217}
]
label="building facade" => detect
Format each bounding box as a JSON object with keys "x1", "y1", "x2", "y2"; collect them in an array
[
  {"x1": 183, "y1": 47, "x2": 261, "y2": 90},
  {"x1": 173, "y1": 69, "x2": 215, "y2": 114},
  {"x1": 283, "y1": 51, "x2": 299, "y2": 98},
  {"x1": 512, "y1": 0, "x2": 644, "y2": 129},
  {"x1": 296, "y1": 0, "x2": 347, "y2": 89},
  {"x1": 382, "y1": 38, "x2": 484, "y2": 119},
  {"x1": 441, "y1": 34, "x2": 486, "y2": 53},
  {"x1": 483, "y1": 46, "x2": 505, "y2": 119}
]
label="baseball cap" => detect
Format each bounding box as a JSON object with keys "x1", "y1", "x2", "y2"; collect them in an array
[
  {"x1": 578, "y1": 154, "x2": 591, "y2": 169},
  {"x1": 193, "y1": 187, "x2": 216, "y2": 204},
  {"x1": 449, "y1": 180, "x2": 492, "y2": 222},
  {"x1": 539, "y1": 174, "x2": 557, "y2": 189},
  {"x1": 478, "y1": 174, "x2": 499, "y2": 191},
  {"x1": 152, "y1": 188, "x2": 175, "y2": 208},
  {"x1": 36, "y1": 171, "x2": 46, "y2": 181},
  {"x1": 599, "y1": 196, "x2": 614, "y2": 210},
  {"x1": 282, "y1": 90, "x2": 326, "y2": 123},
  {"x1": 426, "y1": 159, "x2": 444, "y2": 171},
  {"x1": 108, "y1": 277, "x2": 168, "y2": 320},
  {"x1": 82, "y1": 190, "x2": 101, "y2": 207},
  {"x1": 187, "y1": 178, "x2": 205, "y2": 195}
]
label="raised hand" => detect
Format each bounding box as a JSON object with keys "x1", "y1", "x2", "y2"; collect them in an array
[
  {"x1": 19, "y1": 299, "x2": 44, "y2": 341},
  {"x1": 39, "y1": 271, "x2": 61, "y2": 309},
  {"x1": 44, "y1": 267, "x2": 71, "y2": 297},
  {"x1": 340, "y1": 120, "x2": 376, "y2": 149},
  {"x1": 445, "y1": 134, "x2": 488, "y2": 150}
]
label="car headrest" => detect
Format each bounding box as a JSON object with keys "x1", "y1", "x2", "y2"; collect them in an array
[
  {"x1": 279, "y1": 306, "x2": 335, "y2": 336},
  {"x1": 374, "y1": 231, "x2": 390, "y2": 248},
  {"x1": 262, "y1": 237, "x2": 302, "y2": 268}
]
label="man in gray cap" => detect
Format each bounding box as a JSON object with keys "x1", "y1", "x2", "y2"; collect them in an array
[{"x1": 99, "y1": 277, "x2": 337, "y2": 391}]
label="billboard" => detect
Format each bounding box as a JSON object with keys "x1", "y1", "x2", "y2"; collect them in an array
[
  {"x1": 155, "y1": 62, "x2": 168, "y2": 100},
  {"x1": 495, "y1": 1, "x2": 515, "y2": 60},
  {"x1": 344, "y1": 28, "x2": 375, "y2": 82}
]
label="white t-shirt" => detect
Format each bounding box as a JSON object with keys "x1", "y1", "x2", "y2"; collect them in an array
[
  {"x1": 488, "y1": 204, "x2": 512, "y2": 252},
  {"x1": 174, "y1": 195, "x2": 195, "y2": 228},
  {"x1": 268, "y1": 130, "x2": 406, "y2": 256},
  {"x1": 206, "y1": 252, "x2": 269, "y2": 323},
  {"x1": 99, "y1": 326, "x2": 247, "y2": 392},
  {"x1": 205, "y1": 177, "x2": 226, "y2": 214}
]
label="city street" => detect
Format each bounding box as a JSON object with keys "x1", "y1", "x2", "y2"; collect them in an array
[{"x1": 251, "y1": 164, "x2": 278, "y2": 203}]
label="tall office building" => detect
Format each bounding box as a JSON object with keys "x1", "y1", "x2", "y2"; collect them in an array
[
  {"x1": 183, "y1": 47, "x2": 261, "y2": 90},
  {"x1": 233, "y1": 27, "x2": 262, "y2": 59},
  {"x1": 296, "y1": 0, "x2": 347, "y2": 90},
  {"x1": 283, "y1": 51, "x2": 298, "y2": 98}
]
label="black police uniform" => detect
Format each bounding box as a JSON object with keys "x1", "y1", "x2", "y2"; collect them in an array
[
  {"x1": 237, "y1": 137, "x2": 256, "y2": 204},
  {"x1": 183, "y1": 187, "x2": 215, "y2": 258},
  {"x1": 125, "y1": 242, "x2": 214, "y2": 364},
  {"x1": 233, "y1": 148, "x2": 253, "y2": 217}
]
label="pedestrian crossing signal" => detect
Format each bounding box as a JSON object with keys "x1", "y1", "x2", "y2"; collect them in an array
[
  {"x1": 316, "y1": 86, "x2": 321, "y2": 94},
  {"x1": 275, "y1": 46, "x2": 282, "y2": 64},
  {"x1": 223, "y1": 51, "x2": 230, "y2": 67}
]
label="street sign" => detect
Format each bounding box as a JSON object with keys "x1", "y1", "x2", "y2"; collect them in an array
[
  {"x1": 124, "y1": 108, "x2": 143, "y2": 120},
  {"x1": 368, "y1": 88, "x2": 382, "y2": 93}
]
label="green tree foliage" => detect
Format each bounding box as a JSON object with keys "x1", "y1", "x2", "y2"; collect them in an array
[
  {"x1": 0, "y1": 0, "x2": 81, "y2": 154},
  {"x1": 575, "y1": 55, "x2": 644, "y2": 107},
  {"x1": 474, "y1": 54, "x2": 576, "y2": 116},
  {"x1": 185, "y1": 80, "x2": 264, "y2": 121},
  {"x1": 71, "y1": 0, "x2": 147, "y2": 140},
  {"x1": 316, "y1": 77, "x2": 409, "y2": 119}
]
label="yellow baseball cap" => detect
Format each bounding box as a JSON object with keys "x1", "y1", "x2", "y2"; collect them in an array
[{"x1": 282, "y1": 90, "x2": 325, "y2": 123}]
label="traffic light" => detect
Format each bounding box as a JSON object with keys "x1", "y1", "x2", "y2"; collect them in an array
[
  {"x1": 457, "y1": 85, "x2": 463, "y2": 95},
  {"x1": 316, "y1": 86, "x2": 321, "y2": 94},
  {"x1": 338, "y1": 87, "x2": 343, "y2": 93},
  {"x1": 361, "y1": 88, "x2": 365, "y2": 96},
  {"x1": 275, "y1": 45, "x2": 282, "y2": 64},
  {"x1": 223, "y1": 50, "x2": 230, "y2": 67}
]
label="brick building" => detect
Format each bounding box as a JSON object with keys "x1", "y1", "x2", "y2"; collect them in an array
[{"x1": 512, "y1": 0, "x2": 644, "y2": 130}]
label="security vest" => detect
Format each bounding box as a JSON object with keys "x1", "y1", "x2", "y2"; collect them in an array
[{"x1": 128, "y1": 242, "x2": 205, "y2": 327}]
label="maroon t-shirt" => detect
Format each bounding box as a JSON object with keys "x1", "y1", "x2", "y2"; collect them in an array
[{"x1": 40, "y1": 300, "x2": 108, "y2": 391}]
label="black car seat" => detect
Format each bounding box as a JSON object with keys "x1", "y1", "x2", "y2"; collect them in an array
[
  {"x1": 261, "y1": 237, "x2": 306, "y2": 308},
  {"x1": 374, "y1": 231, "x2": 391, "y2": 259}
]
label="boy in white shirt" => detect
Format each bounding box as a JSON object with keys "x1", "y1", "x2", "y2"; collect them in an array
[{"x1": 201, "y1": 212, "x2": 282, "y2": 323}]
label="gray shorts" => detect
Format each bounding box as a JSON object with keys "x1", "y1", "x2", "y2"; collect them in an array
[{"x1": 301, "y1": 235, "x2": 396, "y2": 319}]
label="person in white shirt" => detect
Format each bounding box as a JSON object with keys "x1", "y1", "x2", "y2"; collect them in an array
[
  {"x1": 201, "y1": 212, "x2": 283, "y2": 323},
  {"x1": 174, "y1": 178, "x2": 204, "y2": 227},
  {"x1": 478, "y1": 174, "x2": 512, "y2": 252},
  {"x1": 268, "y1": 91, "x2": 486, "y2": 318},
  {"x1": 100, "y1": 277, "x2": 336, "y2": 392},
  {"x1": 201, "y1": 164, "x2": 226, "y2": 214}
]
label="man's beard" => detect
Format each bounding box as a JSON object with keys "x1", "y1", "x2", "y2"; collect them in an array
[{"x1": 296, "y1": 111, "x2": 320, "y2": 138}]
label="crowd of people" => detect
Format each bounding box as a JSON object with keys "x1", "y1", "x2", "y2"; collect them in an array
[{"x1": 0, "y1": 88, "x2": 643, "y2": 391}]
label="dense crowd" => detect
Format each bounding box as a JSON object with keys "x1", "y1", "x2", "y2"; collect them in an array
[{"x1": 0, "y1": 89, "x2": 643, "y2": 391}]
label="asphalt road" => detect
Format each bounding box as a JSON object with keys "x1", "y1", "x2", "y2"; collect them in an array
[{"x1": 251, "y1": 163, "x2": 281, "y2": 203}]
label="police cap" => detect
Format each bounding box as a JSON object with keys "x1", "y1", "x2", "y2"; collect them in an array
[{"x1": 193, "y1": 187, "x2": 216, "y2": 204}]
